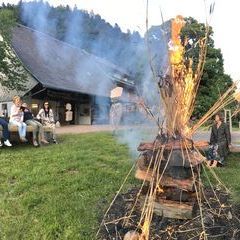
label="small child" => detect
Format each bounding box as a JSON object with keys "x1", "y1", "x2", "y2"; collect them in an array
[{"x1": 9, "y1": 96, "x2": 27, "y2": 142}]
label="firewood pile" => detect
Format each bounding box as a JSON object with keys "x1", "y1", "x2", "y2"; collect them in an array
[{"x1": 135, "y1": 137, "x2": 207, "y2": 220}]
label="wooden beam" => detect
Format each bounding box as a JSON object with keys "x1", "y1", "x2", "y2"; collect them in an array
[
  {"x1": 0, "y1": 125, "x2": 53, "y2": 133},
  {"x1": 137, "y1": 147, "x2": 205, "y2": 168},
  {"x1": 135, "y1": 168, "x2": 196, "y2": 191},
  {"x1": 230, "y1": 145, "x2": 240, "y2": 153},
  {"x1": 137, "y1": 140, "x2": 209, "y2": 151},
  {"x1": 139, "y1": 196, "x2": 194, "y2": 219}
]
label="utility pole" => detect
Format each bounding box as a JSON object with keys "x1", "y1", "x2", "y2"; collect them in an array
[{"x1": 224, "y1": 109, "x2": 232, "y2": 132}]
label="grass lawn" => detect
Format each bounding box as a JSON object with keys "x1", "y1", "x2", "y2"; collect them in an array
[
  {"x1": 0, "y1": 132, "x2": 240, "y2": 239},
  {"x1": 0, "y1": 133, "x2": 136, "y2": 240},
  {"x1": 214, "y1": 152, "x2": 240, "y2": 202}
]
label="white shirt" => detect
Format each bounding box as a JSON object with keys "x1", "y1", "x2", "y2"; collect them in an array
[{"x1": 10, "y1": 104, "x2": 23, "y2": 122}]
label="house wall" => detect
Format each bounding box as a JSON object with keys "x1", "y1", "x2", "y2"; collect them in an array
[
  {"x1": 26, "y1": 95, "x2": 111, "y2": 125},
  {"x1": 22, "y1": 93, "x2": 92, "y2": 125},
  {"x1": 0, "y1": 98, "x2": 77, "y2": 125},
  {"x1": 23, "y1": 97, "x2": 68, "y2": 124},
  {"x1": 0, "y1": 86, "x2": 135, "y2": 125}
]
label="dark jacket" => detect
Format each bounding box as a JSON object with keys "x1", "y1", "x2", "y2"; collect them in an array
[
  {"x1": 23, "y1": 108, "x2": 34, "y2": 122},
  {"x1": 210, "y1": 122, "x2": 231, "y2": 158}
]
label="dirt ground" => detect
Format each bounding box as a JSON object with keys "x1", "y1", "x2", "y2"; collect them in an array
[
  {"x1": 56, "y1": 124, "x2": 240, "y2": 143},
  {"x1": 56, "y1": 124, "x2": 114, "y2": 134}
]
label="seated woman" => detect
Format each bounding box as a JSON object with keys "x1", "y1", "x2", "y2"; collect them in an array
[
  {"x1": 0, "y1": 117, "x2": 12, "y2": 147},
  {"x1": 9, "y1": 96, "x2": 27, "y2": 142},
  {"x1": 207, "y1": 112, "x2": 231, "y2": 167},
  {"x1": 37, "y1": 102, "x2": 57, "y2": 143},
  {"x1": 22, "y1": 103, "x2": 49, "y2": 147}
]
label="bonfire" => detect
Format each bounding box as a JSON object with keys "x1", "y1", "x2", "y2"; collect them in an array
[{"x1": 98, "y1": 4, "x2": 240, "y2": 240}]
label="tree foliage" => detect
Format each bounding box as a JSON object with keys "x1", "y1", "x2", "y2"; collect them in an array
[
  {"x1": 181, "y1": 17, "x2": 233, "y2": 117},
  {"x1": 0, "y1": 6, "x2": 28, "y2": 91}
]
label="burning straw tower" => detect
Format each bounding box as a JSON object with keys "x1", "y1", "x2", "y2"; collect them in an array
[
  {"x1": 131, "y1": 13, "x2": 240, "y2": 239},
  {"x1": 98, "y1": 11, "x2": 240, "y2": 240},
  {"x1": 132, "y1": 15, "x2": 208, "y2": 240}
]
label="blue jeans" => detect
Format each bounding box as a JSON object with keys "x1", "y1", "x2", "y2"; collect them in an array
[
  {"x1": 0, "y1": 117, "x2": 10, "y2": 141},
  {"x1": 9, "y1": 120, "x2": 27, "y2": 138}
]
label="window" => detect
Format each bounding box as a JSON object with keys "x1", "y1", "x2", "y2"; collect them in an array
[
  {"x1": 31, "y1": 103, "x2": 38, "y2": 109},
  {"x1": 1, "y1": 104, "x2": 8, "y2": 117}
]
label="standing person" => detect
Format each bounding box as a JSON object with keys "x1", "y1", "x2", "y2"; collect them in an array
[
  {"x1": 0, "y1": 117, "x2": 12, "y2": 147},
  {"x1": 37, "y1": 102, "x2": 57, "y2": 143},
  {"x1": 9, "y1": 96, "x2": 27, "y2": 142},
  {"x1": 207, "y1": 112, "x2": 231, "y2": 167},
  {"x1": 22, "y1": 103, "x2": 49, "y2": 147},
  {"x1": 110, "y1": 99, "x2": 123, "y2": 135}
]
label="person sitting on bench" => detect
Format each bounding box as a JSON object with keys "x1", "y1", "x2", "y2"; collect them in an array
[
  {"x1": 22, "y1": 103, "x2": 49, "y2": 147},
  {"x1": 37, "y1": 102, "x2": 57, "y2": 144},
  {"x1": 9, "y1": 96, "x2": 27, "y2": 142},
  {"x1": 0, "y1": 117, "x2": 12, "y2": 147}
]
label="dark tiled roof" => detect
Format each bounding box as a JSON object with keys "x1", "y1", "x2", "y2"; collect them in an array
[{"x1": 11, "y1": 25, "x2": 132, "y2": 97}]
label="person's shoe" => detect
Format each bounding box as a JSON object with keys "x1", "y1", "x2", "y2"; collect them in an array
[
  {"x1": 0, "y1": 141, "x2": 2, "y2": 147},
  {"x1": 206, "y1": 160, "x2": 213, "y2": 167},
  {"x1": 41, "y1": 139, "x2": 49, "y2": 144},
  {"x1": 4, "y1": 140, "x2": 12, "y2": 147},
  {"x1": 33, "y1": 139, "x2": 39, "y2": 147},
  {"x1": 210, "y1": 160, "x2": 218, "y2": 168},
  {"x1": 217, "y1": 161, "x2": 224, "y2": 167},
  {"x1": 53, "y1": 139, "x2": 58, "y2": 144},
  {"x1": 20, "y1": 137, "x2": 28, "y2": 142}
]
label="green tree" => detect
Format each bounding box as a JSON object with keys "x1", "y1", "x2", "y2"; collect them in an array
[
  {"x1": 181, "y1": 17, "x2": 233, "y2": 118},
  {"x1": 0, "y1": 7, "x2": 27, "y2": 91}
]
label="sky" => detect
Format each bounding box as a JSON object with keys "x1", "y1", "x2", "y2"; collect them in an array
[{"x1": 1, "y1": 0, "x2": 239, "y2": 81}]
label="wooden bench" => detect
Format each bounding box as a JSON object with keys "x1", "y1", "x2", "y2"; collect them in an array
[
  {"x1": 0, "y1": 124, "x2": 53, "y2": 145},
  {"x1": 229, "y1": 144, "x2": 240, "y2": 153}
]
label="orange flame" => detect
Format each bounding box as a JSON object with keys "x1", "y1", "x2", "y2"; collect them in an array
[{"x1": 162, "y1": 15, "x2": 199, "y2": 137}]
